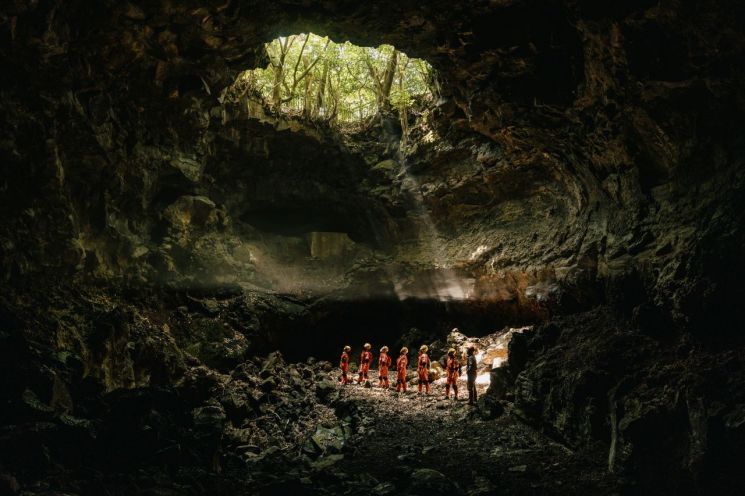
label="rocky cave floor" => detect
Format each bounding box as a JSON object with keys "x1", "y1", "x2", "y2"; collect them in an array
[
  {"x1": 1, "y1": 349, "x2": 619, "y2": 496},
  {"x1": 320, "y1": 381, "x2": 620, "y2": 496},
  {"x1": 3, "y1": 288, "x2": 744, "y2": 495}
]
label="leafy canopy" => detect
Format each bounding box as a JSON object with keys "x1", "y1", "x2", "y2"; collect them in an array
[{"x1": 225, "y1": 33, "x2": 435, "y2": 126}]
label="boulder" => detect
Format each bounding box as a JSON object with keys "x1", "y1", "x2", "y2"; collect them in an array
[
  {"x1": 261, "y1": 351, "x2": 285, "y2": 376},
  {"x1": 316, "y1": 379, "x2": 338, "y2": 401},
  {"x1": 446, "y1": 328, "x2": 468, "y2": 348},
  {"x1": 220, "y1": 389, "x2": 254, "y2": 424},
  {"x1": 428, "y1": 362, "x2": 443, "y2": 382},
  {"x1": 309, "y1": 425, "x2": 345, "y2": 454},
  {"x1": 372, "y1": 481, "x2": 396, "y2": 495},
  {"x1": 162, "y1": 195, "x2": 219, "y2": 230}
]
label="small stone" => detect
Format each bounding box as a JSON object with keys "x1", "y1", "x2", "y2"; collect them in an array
[
  {"x1": 409, "y1": 468, "x2": 458, "y2": 494},
  {"x1": 311, "y1": 453, "x2": 344, "y2": 470},
  {"x1": 372, "y1": 481, "x2": 396, "y2": 495},
  {"x1": 237, "y1": 444, "x2": 260, "y2": 454},
  {"x1": 508, "y1": 465, "x2": 528, "y2": 472},
  {"x1": 469, "y1": 475, "x2": 495, "y2": 495}
]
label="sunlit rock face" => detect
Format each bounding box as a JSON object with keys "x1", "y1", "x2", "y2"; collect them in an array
[{"x1": 1, "y1": 0, "x2": 745, "y2": 493}]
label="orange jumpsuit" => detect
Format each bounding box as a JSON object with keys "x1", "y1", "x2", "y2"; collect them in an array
[
  {"x1": 445, "y1": 355, "x2": 461, "y2": 398},
  {"x1": 378, "y1": 352, "x2": 392, "y2": 388},
  {"x1": 417, "y1": 352, "x2": 430, "y2": 394},
  {"x1": 396, "y1": 354, "x2": 408, "y2": 392},
  {"x1": 339, "y1": 351, "x2": 350, "y2": 385},
  {"x1": 358, "y1": 350, "x2": 373, "y2": 383}
]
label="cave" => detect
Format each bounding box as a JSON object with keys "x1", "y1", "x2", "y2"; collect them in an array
[{"x1": 1, "y1": 1, "x2": 745, "y2": 495}]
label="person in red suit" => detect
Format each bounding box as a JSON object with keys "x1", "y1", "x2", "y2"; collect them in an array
[
  {"x1": 444, "y1": 348, "x2": 462, "y2": 399},
  {"x1": 396, "y1": 347, "x2": 409, "y2": 393},
  {"x1": 417, "y1": 345, "x2": 431, "y2": 394},
  {"x1": 358, "y1": 342, "x2": 373, "y2": 385},
  {"x1": 378, "y1": 346, "x2": 392, "y2": 388},
  {"x1": 339, "y1": 345, "x2": 351, "y2": 385}
]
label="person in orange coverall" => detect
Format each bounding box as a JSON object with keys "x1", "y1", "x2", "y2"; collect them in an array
[
  {"x1": 339, "y1": 345, "x2": 351, "y2": 385},
  {"x1": 417, "y1": 345, "x2": 431, "y2": 394},
  {"x1": 378, "y1": 346, "x2": 392, "y2": 388},
  {"x1": 445, "y1": 348, "x2": 462, "y2": 399},
  {"x1": 396, "y1": 347, "x2": 409, "y2": 393},
  {"x1": 358, "y1": 343, "x2": 373, "y2": 384}
]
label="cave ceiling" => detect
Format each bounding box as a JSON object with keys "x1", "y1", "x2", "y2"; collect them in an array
[{"x1": 1, "y1": 0, "x2": 744, "y2": 324}]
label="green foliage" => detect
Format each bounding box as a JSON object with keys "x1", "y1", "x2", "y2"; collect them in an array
[{"x1": 225, "y1": 33, "x2": 435, "y2": 126}]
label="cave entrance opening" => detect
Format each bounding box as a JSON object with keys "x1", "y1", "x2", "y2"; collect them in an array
[
  {"x1": 210, "y1": 35, "x2": 544, "y2": 369},
  {"x1": 221, "y1": 32, "x2": 436, "y2": 129}
]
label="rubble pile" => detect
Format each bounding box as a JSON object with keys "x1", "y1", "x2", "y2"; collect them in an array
[
  {"x1": 429, "y1": 326, "x2": 532, "y2": 381},
  {"x1": 0, "y1": 337, "x2": 345, "y2": 495}
]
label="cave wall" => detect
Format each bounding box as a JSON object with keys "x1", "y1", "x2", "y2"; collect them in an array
[{"x1": 2, "y1": 1, "x2": 745, "y2": 492}]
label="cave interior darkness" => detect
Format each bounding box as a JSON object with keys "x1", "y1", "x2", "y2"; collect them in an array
[{"x1": 1, "y1": 1, "x2": 745, "y2": 495}]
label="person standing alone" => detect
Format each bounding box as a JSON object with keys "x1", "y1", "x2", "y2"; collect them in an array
[{"x1": 466, "y1": 346, "x2": 478, "y2": 405}]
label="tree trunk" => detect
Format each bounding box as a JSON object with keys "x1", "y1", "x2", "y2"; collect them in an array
[
  {"x1": 315, "y1": 60, "x2": 329, "y2": 118},
  {"x1": 302, "y1": 56, "x2": 314, "y2": 118},
  {"x1": 271, "y1": 36, "x2": 294, "y2": 108},
  {"x1": 398, "y1": 57, "x2": 410, "y2": 147},
  {"x1": 271, "y1": 63, "x2": 283, "y2": 108},
  {"x1": 379, "y1": 50, "x2": 398, "y2": 111}
]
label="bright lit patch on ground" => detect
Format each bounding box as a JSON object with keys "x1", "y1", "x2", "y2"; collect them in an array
[{"x1": 474, "y1": 372, "x2": 492, "y2": 385}]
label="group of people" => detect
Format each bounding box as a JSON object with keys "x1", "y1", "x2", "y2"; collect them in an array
[{"x1": 338, "y1": 343, "x2": 479, "y2": 405}]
